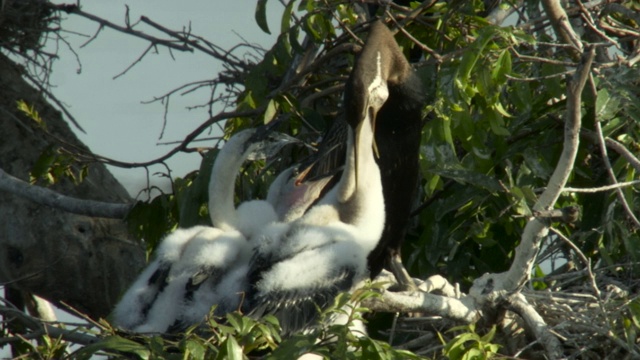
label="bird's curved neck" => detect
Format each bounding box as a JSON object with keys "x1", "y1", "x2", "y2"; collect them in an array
[
  {"x1": 336, "y1": 116, "x2": 383, "y2": 229},
  {"x1": 209, "y1": 136, "x2": 250, "y2": 231}
]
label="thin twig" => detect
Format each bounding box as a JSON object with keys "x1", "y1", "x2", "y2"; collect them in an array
[
  {"x1": 588, "y1": 75, "x2": 640, "y2": 228},
  {"x1": 112, "y1": 43, "x2": 156, "y2": 80},
  {"x1": 20, "y1": 70, "x2": 86, "y2": 133},
  {"x1": 563, "y1": 179, "x2": 640, "y2": 193},
  {"x1": 387, "y1": 14, "x2": 442, "y2": 63},
  {"x1": 580, "y1": 129, "x2": 640, "y2": 173},
  {"x1": 549, "y1": 227, "x2": 600, "y2": 299},
  {"x1": 51, "y1": 4, "x2": 193, "y2": 53}
]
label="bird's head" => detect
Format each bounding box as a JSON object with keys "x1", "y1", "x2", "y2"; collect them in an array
[
  {"x1": 344, "y1": 20, "x2": 411, "y2": 185},
  {"x1": 243, "y1": 127, "x2": 302, "y2": 161}
]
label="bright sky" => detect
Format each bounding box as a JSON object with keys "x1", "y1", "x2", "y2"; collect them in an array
[{"x1": 47, "y1": 1, "x2": 280, "y2": 197}]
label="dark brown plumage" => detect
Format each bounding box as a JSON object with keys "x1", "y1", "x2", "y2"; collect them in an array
[{"x1": 361, "y1": 21, "x2": 425, "y2": 286}]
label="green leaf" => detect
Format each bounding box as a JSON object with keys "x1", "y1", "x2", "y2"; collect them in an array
[
  {"x1": 281, "y1": 0, "x2": 295, "y2": 33},
  {"x1": 304, "y1": 13, "x2": 322, "y2": 41},
  {"x1": 263, "y1": 98, "x2": 278, "y2": 124},
  {"x1": 480, "y1": 325, "x2": 497, "y2": 343},
  {"x1": 74, "y1": 336, "x2": 150, "y2": 360},
  {"x1": 17, "y1": 99, "x2": 46, "y2": 130},
  {"x1": 223, "y1": 336, "x2": 243, "y2": 360},
  {"x1": 492, "y1": 50, "x2": 511, "y2": 84},
  {"x1": 630, "y1": 297, "x2": 640, "y2": 329},
  {"x1": 30, "y1": 146, "x2": 56, "y2": 184},
  {"x1": 596, "y1": 88, "x2": 621, "y2": 121},
  {"x1": 255, "y1": 0, "x2": 271, "y2": 34},
  {"x1": 432, "y1": 168, "x2": 502, "y2": 192},
  {"x1": 532, "y1": 265, "x2": 548, "y2": 290},
  {"x1": 461, "y1": 348, "x2": 483, "y2": 360},
  {"x1": 269, "y1": 334, "x2": 317, "y2": 359},
  {"x1": 184, "y1": 339, "x2": 207, "y2": 359}
]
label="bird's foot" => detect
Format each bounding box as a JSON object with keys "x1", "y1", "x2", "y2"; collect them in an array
[{"x1": 388, "y1": 253, "x2": 419, "y2": 292}]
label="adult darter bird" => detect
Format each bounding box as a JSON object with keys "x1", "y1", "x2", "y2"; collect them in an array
[{"x1": 364, "y1": 21, "x2": 425, "y2": 290}]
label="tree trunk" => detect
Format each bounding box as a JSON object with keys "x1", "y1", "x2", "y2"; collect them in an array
[{"x1": 0, "y1": 52, "x2": 145, "y2": 319}]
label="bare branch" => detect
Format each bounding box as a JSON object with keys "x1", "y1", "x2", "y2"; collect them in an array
[
  {"x1": 0, "y1": 168, "x2": 132, "y2": 219},
  {"x1": 580, "y1": 126, "x2": 640, "y2": 173},
  {"x1": 499, "y1": 46, "x2": 596, "y2": 292},
  {"x1": 0, "y1": 298, "x2": 98, "y2": 346},
  {"x1": 51, "y1": 4, "x2": 193, "y2": 53},
  {"x1": 600, "y1": 137, "x2": 640, "y2": 173},
  {"x1": 563, "y1": 180, "x2": 640, "y2": 193},
  {"x1": 549, "y1": 228, "x2": 600, "y2": 299},
  {"x1": 139, "y1": 16, "x2": 247, "y2": 69},
  {"x1": 505, "y1": 293, "x2": 564, "y2": 359},
  {"x1": 363, "y1": 290, "x2": 479, "y2": 324},
  {"x1": 537, "y1": 46, "x2": 595, "y2": 211},
  {"x1": 388, "y1": 15, "x2": 442, "y2": 63},
  {"x1": 541, "y1": 0, "x2": 583, "y2": 57},
  {"x1": 21, "y1": 69, "x2": 86, "y2": 134},
  {"x1": 487, "y1": 0, "x2": 523, "y2": 26},
  {"x1": 112, "y1": 43, "x2": 156, "y2": 80},
  {"x1": 78, "y1": 108, "x2": 262, "y2": 169}
]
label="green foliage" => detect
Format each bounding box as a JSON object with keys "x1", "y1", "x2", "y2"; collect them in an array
[
  {"x1": 440, "y1": 324, "x2": 500, "y2": 360},
  {"x1": 72, "y1": 310, "x2": 280, "y2": 359},
  {"x1": 17, "y1": 99, "x2": 46, "y2": 130},
  {"x1": 11, "y1": 334, "x2": 70, "y2": 360},
  {"x1": 17, "y1": 100, "x2": 89, "y2": 186},
  {"x1": 29, "y1": 145, "x2": 89, "y2": 185},
  {"x1": 625, "y1": 298, "x2": 640, "y2": 348},
  {"x1": 66, "y1": 286, "x2": 423, "y2": 360},
  {"x1": 264, "y1": 285, "x2": 423, "y2": 360}
]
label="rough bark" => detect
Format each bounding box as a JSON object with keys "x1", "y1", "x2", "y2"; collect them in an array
[{"x1": 0, "y1": 52, "x2": 145, "y2": 319}]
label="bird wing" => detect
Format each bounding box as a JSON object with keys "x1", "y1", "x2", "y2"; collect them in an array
[
  {"x1": 246, "y1": 227, "x2": 367, "y2": 335},
  {"x1": 248, "y1": 265, "x2": 356, "y2": 336},
  {"x1": 164, "y1": 229, "x2": 249, "y2": 332},
  {"x1": 111, "y1": 227, "x2": 209, "y2": 330}
]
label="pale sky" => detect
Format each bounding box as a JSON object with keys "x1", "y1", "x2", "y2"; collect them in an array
[{"x1": 47, "y1": 1, "x2": 280, "y2": 197}]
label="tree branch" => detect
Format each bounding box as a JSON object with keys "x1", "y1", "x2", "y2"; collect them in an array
[
  {"x1": 504, "y1": 293, "x2": 564, "y2": 359},
  {"x1": 0, "y1": 168, "x2": 132, "y2": 219},
  {"x1": 0, "y1": 304, "x2": 99, "y2": 346},
  {"x1": 363, "y1": 290, "x2": 479, "y2": 324},
  {"x1": 580, "y1": 129, "x2": 640, "y2": 173},
  {"x1": 563, "y1": 179, "x2": 640, "y2": 193},
  {"x1": 503, "y1": 46, "x2": 595, "y2": 292},
  {"x1": 78, "y1": 108, "x2": 263, "y2": 169},
  {"x1": 51, "y1": 4, "x2": 193, "y2": 53},
  {"x1": 541, "y1": 0, "x2": 584, "y2": 57}
]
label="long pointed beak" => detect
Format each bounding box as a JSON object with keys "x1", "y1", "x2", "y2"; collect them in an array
[
  {"x1": 353, "y1": 122, "x2": 360, "y2": 191},
  {"x1": 353, "y1": 105, "x2": 380, "y2": 191},
  {"x1": 371, "y1": 110, "x2": 380, "y2": 159},
  {"x1": 294, "y1": 164, "x2": 314, "y2": 186}
]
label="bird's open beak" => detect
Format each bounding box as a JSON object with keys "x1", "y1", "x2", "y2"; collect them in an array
[
  {"x1": 294, "y1": 164, "x2": 313, "y2": 186},
  {"x1": 353, "y1": 105, "x2": 380, "y2": 190},
  {"x1": 371, "y1": 109, "x2": 380, "y2": 159}
]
